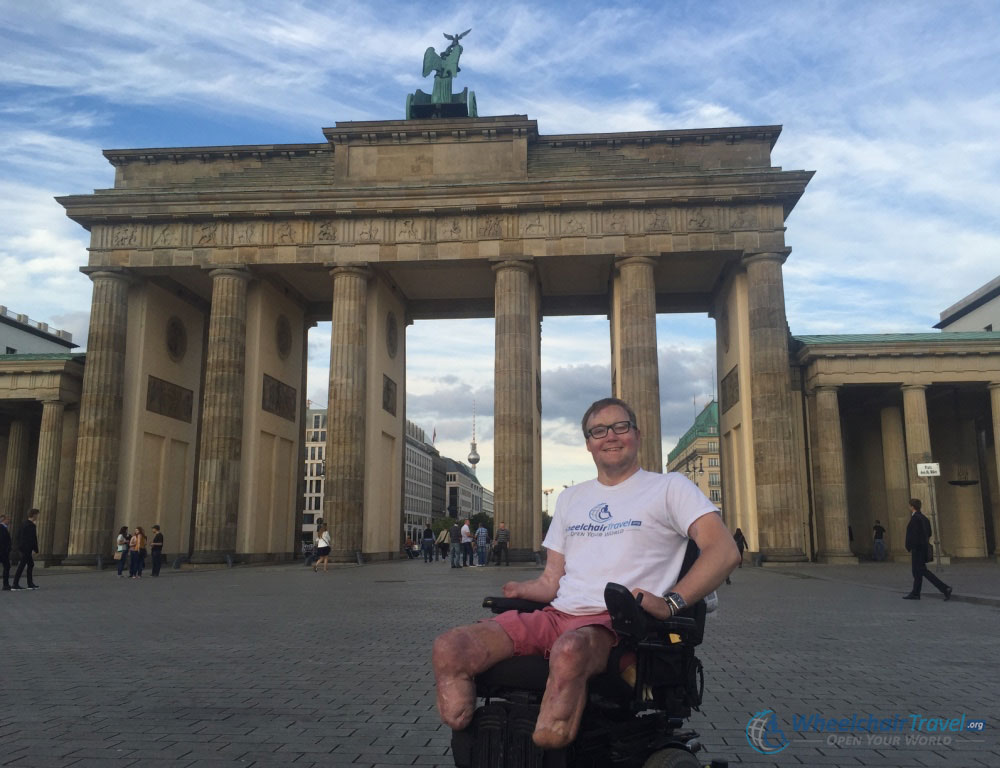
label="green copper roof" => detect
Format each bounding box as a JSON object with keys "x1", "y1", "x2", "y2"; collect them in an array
[
  {"x1": 0, "y1": 353, "x2": 85, "y2": 362},
  {"x1": 793, "y1": 332, "x2": 999, "y2": 345},
  {"x1": 667, "y1": 401, "x2": 719, "y2": 464}
]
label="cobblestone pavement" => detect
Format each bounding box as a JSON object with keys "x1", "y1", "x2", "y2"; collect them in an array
[{"x1": 1, "y1": 558, "x2": 997, "y2": 767}]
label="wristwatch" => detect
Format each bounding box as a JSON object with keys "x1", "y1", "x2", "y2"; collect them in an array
[{"x1": 663, "y1": 592, "x2": 687, "y2": 616}]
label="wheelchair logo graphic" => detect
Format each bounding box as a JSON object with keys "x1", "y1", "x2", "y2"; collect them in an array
[
  {"x1": 588, "y1": 503, "x2": 612, "y2": 523},
  {"x1": 746, "y1": 709, "x2": 789, "y2": 754}
]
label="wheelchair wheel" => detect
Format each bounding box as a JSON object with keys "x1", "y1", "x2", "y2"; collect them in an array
[{"x1": 641, "y1": 747, "x2": 701, "y2": 768}]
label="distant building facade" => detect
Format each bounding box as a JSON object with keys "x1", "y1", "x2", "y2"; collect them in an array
[
  {"x1": 935, "y1": 275, "x2": 1000, "y2": 332},
  {"x1": 301, "y1": 408, "x2": 327, "y2": 546},
  {"x1": 404, "y1": 420, "x2": 436, "y2": 544},
  {"x1": 0, "y1": 306, "x2": 76, "y2": 355},
  {"x1": 666, "y1": 401, "x2": 723, "y2": 513}
]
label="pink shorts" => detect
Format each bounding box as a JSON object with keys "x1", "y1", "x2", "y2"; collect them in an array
[{"x1": 490, "y1": 606, "x2": 617, "y2": 657}]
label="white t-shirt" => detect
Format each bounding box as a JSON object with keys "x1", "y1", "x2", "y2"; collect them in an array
[
  {"x1": 543, "y1": 469, "x2": 718, "y2": 615},
  {"x1": 316, "y1": 531, "x2": 331, "y2": 549},
  {"x1": 461, "y1": 524, "x2": 472, "y2": 543}
]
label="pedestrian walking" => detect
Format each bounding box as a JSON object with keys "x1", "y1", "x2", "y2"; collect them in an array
[
  {"x1": 903, "y1": 498, "x2": 952, "y2": 601},
  {"x1": 150, "y1": 525, "x2": 164, "y2": 576},
  {"x1": 422, "y1": 525, "x2": 435, "y2": 563},
  {"x1": 872, "y1": 520, "x2": 887, "y2": 562},
  {"x1": 313, "y1": 523, "x2": 331, "y2": 571},
  {"x1": 0, "y1": 514, "x2": 12, "y2": 591},
  {"x1": 115, "y1": 526, "x2": 130, "y2": 577},
  {"x1": 436, "y1": 526, "x2": 450, "y2": 562},
  {"x1": 129, "y1": 526, "x2": 147, "y2": 579},
  {"x1": 474, "y1": 523, "x2": 490, "y2": 566},
  {"x1": 449, "y1": 521, "x2": 463, "y2": 568},
  {"x1": 733, "y1": 528, "x2": 748, "y2": 567},
  {"x1": 11, "y1": 509, "x2": 40, "y2": 591},
  {"x1": 492, "y1": 521, "x2": 510, "y2": 565}
]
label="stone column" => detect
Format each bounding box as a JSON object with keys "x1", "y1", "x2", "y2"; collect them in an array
[
  {"x1": 901, "y1": 384, "x2": 932, "y2": 509},
  {"x1": 1, "y1": 418, "x2": 30, "y2": 534},
  {"x1": 744, "y1": 251, "x2": 806, "y2": 560},
  {"x1": 32, "y1": 400, "x2": 65, "y2": 559},
  {"x1": 813, "y1": 387, "x2": 855, "y2": 562},
  {"x1": 66, "y1": 270, "x2": 130, "y2": 564},
  {"x1": 991, "y1": 384, "x2": 1000, "y2": 530},
  {"x1": 614, "y1": 255, "x2": 662, "y2": 471},
  {"x1": 191, "y1": 268, "x2": 250, "y2": 563},
  {"x1": 880, "y1": 404, "x2": 910, "y2": 559},
  {"x1": 324, "y1": 266, "x2": 370, "y2": 561},
  {"x1": 493, "y1": 260, "x2": 536, "y2": 559}
]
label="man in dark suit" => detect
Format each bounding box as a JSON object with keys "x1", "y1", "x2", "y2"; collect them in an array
[
  {"x1": 0, "y1": 513, "x2": 11, "y2": 590},
  {"x1": 903, "y1": 498, "x2": 951, "y2": 600},
  {"x1": 11, "y1": 508, "x2": 40, "y2": 591}
]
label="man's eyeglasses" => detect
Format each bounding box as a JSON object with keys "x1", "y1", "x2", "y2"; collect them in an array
[{"x1": 586, "y1": 421, "x2": 635, "y2": 439}]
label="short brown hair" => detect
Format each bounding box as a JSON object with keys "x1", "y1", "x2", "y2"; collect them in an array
[
  {"x1": 909, "y1": 498, "x2": 922, "y2": 511},
  {"x1": 581, "y1": 398, "x2": 637, "y2": 437}
]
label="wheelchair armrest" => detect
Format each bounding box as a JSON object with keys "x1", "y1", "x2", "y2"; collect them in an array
[
  {"x1": 604, "y1": 582, "x2": 700, "y2": 642},
  {"x1": 482, "y1": 596, "x2": 550, "y2": 614}
]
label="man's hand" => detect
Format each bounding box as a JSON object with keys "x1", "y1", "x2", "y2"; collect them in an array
[
  {"x1": 502, "y1": 581, "x2": 525, "y2": 598},
  {"x1": 499, "y1": 549, "x2": 565, "y2": 603},
  {"x1": 629, "y1": 587, "x2": 671, "y2": 620}
]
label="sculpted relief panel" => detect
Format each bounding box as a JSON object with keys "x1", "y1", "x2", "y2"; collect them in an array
[{"x1": 93, "y1": 204, "x2": 767, "y2": 257}]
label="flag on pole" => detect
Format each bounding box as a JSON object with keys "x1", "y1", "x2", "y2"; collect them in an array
[{"x1": 432, "y1": 427, "x2": 436, "y2": 443}]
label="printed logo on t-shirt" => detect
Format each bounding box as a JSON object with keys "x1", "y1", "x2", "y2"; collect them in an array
[{"x1": 565, "y1": 503, "x2": 642, "y2": 538}]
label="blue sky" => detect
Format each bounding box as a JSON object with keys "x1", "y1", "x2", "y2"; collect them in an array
[{"x1": 2, "y1": 1, "x2": 999, "y2": 496}]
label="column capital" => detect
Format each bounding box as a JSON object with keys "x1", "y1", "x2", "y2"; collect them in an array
[
  {"x1": 491, "y1": 259, "x2": 534, "y2": 276},
  {"x1": 207, "y1": 267, "x2": 252, "y2": 281},
  {"x1": 989, "y1": 382, "x2": 1000, "y2": 392},
  {"x1": 614, "y1": 254, "x2": 658, "y2": 269},
  {"x1": 814, "y1": 384, "x2": 840, "y2": 395},
  {"x1": 901, "y1": 383, "x2": 927, "y2": 392},
  {"x1": 742, "y1": 248, "x2": 792, "y2": 267},
  {"x1": 329, "y1": 264, "x2": 372, "y2": 280},
  {"x1": 79, "y1": 267, "x2": 134, "y2": 284}
]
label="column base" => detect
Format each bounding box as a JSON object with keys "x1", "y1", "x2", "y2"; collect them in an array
[
  {"x1": 759, "y1": 548, "x2": 809, "y2": 563},
  {"x1": 61, "y1": 553, "x2": 102, "y2": 567},
  {"x1": 189, "y1": 550, "x2": 235, "y2": 565},
  {"x1": 330, "y1": 549, "x2": 363, "y2": 564},
  {"x1": 816, "y1": 553, "x2": 859, "y2": 565}
]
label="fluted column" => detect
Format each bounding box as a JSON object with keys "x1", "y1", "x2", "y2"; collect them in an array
[
  {"x1": 1, "y1": 418, "x2": 31, "y2": 535},
  {"x1": 901, "y1": 384, "x2": 932, "y2": 509},
  {"x1": 32, "y1": 401, "x2": 65, "y2": 559},
  {"x1": 325, "y1": 266, "x2": 370, "y2": 561},
  {"x1": 191, "y1": 268, "x2": 250, "y2": 563},
  {"x1": 880, "y1": 404, "x2": 910, "y2": 559},
  {"x1": 614, "y1": 255, "x2": 662, "y2": 471},
  {"x1": 493, "y1": 260, "x2": 535, "y2": 558},
  {"x1": 744, "y1": 251, "x2": 806, "y2": 561},
  {"x1": 814, "y1": 387, "x2": 855, "y2": 562},
  {"x1": 66, "y1": 270, "x2": 130, "y2": 564}
]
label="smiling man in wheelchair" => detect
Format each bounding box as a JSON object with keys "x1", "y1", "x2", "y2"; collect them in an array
[{"x1": 433, "y1": 397, "x2": 740, "y2": 765}]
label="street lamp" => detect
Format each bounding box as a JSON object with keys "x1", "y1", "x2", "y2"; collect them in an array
[
  {"x1": 542, "y1": 488, "x2": 554, "y2": 515},
  {"x1": 682, "y1": 454, "x2": 703, "y2": 479}
]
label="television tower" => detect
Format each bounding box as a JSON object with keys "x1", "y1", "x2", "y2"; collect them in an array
[{"x1": 467, "y1": 399, "x2": 480, "y2": 474}]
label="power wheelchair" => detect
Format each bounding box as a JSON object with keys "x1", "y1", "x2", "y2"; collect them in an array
[{"x1": 451, "y1": 541, "x2": 728, "y2": 768}]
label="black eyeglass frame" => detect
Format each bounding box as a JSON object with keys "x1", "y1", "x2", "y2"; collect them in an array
[{"x1": 586, "y1": 420, "x2": 636, "y2": 439}]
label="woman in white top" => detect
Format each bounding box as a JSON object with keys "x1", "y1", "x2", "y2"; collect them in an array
[
  {"x1": 115, "y1": 526, "x2": 129, "y2": 577},
  {"x1": 313, "y1": 524, "x2": 331, "y2": 572}
]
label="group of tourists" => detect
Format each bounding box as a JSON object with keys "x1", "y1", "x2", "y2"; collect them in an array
[
  {"x1": 1, "y1": 509, "x2": 40, "y2": 591},
  {"x1": 114, "y1": 524, "x2": 165, "y2": 578}
]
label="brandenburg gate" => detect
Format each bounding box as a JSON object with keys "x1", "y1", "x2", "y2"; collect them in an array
[{"x1": 56, "y1": 113, "x2": 814, "y2": 564}]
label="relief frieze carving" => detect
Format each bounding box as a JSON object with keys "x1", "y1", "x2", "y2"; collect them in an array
[
  {"x1": 729, "y1": 208, "x2": 759, "y2": 230},
  {"x1": 262, "y1": 374, "x2": 297, "y2": 422},
  {"x1": 478, "y1": 215, "x2": 502, "y2": 239},
  {"x1": 316, "y1": 221, "x2": 338, "y2": 242},
  {"x1": 645, "y1": 208, "x2": 672, "y2": 232},
  {"x1": 561, "y1": 213, "x2": 587, "y2": 235},
  {"x1": 396, "y1": 218, "x2": 421, "y2": 241},
  {"x1": 197, "y1": 222, "x2": 218, "y2": 245},
  {"x1": 439, "y1": 217, "x2": 464, "y2": 239},
  {"x1": 275, "y1": 221, "x2": 296, "y2": 244},
  {"x1": 146, "y1": 375, "x2": 194, "y2": 423},
  {"x1": 687, "y1": 208, "x2": 715, "y2": 231},
  {"x1": 521, "y1": 213, "x2": 546, "y2": 236},
  {"x1": 234, "y1": 221, "x2": 257, "y2": 244},
  {"x1": 357, "y1": 219, "x2": 381, "y2": 241},
  {"x1": 151, "y1": 223, "x2": 175, "y2": 246},
  {"x1": 112, "y1": 224, "x2": 137, "y2": 247},
  {"x1": 604, "y1": 211, "x2": 626, "y2": 233}
]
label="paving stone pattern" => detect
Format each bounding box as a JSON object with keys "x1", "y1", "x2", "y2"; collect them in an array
[{"x1": 0, "y1": 559, "x2": 997, "y2": 767}]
